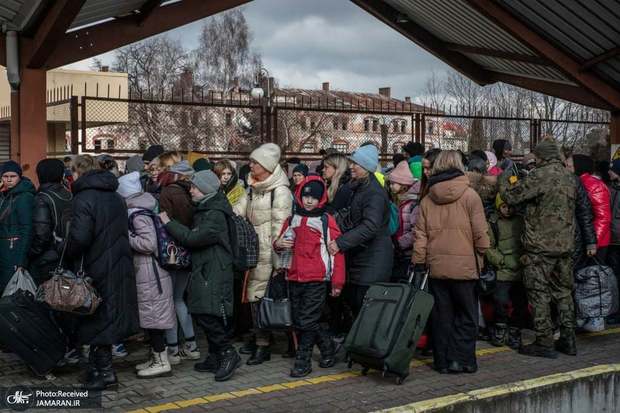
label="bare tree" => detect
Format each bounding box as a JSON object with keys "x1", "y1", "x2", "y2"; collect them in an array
[{"x1": 193, "y1": 9, "x2": 262, "y2": 91}]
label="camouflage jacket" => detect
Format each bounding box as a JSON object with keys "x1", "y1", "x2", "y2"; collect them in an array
[{"x1": 499, "y1": 159, "x2": 576, "y2": 257}]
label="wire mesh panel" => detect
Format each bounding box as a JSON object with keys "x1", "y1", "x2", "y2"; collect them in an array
[
  {"x1": 539, "y1": 120, "x2": 610, "y2": 155},
  {"x1": 275, "y1": 108, "x2": 415, "y2": 155},
  {"x1": 424, "y1": 115, "x2": 533, "y2": 154},
  {"x1": 81, "y1": 97, "x2": 264, "y2": 154}
]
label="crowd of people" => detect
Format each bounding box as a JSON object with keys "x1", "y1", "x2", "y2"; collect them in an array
[{"x1": 0, "y1": 135, "x2": 618, "y2": 389}]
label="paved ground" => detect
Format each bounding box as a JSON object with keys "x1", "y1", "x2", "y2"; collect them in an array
[{"x1": 1, "y1": 328, "x2": 620, "y2": 412}]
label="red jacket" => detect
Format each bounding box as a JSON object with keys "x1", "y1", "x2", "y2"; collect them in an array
[
  {"x1": 275, "y1": 176, "x2": 345, "y2": 290},
  {"x1": 580, "y1": 173, "x2": 611, "y2": 248}
]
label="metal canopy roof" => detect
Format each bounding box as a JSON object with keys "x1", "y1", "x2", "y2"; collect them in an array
[{"x1": 353, "y1": 0, "x2": 620, "y2": 111}]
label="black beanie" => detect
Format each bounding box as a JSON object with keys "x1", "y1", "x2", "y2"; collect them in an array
[
  {"x1": 293, "y1": 163, "x2": 309, "y2": 177},
  {"x1": 143, "y1": 145, "x2": 164, "y2": 162},
  {"x1": 572, "y1": 154, "x2": 594, "y2": 176},
  {"x1": 36, "y1": 159, "x2": 65, "y2": 184},
  {"x1": 0, "y1": 160, "x2": 22, "y2": 177},
  {"x1": 301, "y1": 180, "x2": 324, "y2": 200}
]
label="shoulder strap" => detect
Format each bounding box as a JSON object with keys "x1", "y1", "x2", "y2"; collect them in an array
[
  {"x1": 321, "y1": 214, "x2": 332, "y2": 276},
  {"x1": 490, "y1": 220, "x2": 499, "y2": 244},
  {"x1": 39, "y1": 191, "x2": 59, "y2": 236}
]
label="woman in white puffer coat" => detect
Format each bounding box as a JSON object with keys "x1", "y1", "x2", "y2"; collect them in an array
[{"x1": 243, "y1": 143, "x2": 292, "y2": 365}]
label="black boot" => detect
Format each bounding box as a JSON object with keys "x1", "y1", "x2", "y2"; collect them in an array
[
  {"x1": 290, "y1": 350, "x2": 312, "y2": 378},
  {"x1": 519, "y1": 341, "x2": 558, "y2": 359},
  {"x1": 215, "y1": 349, "x2": 242, "y2": 382},
  {"x1": 83, "y1": 346, "x2": 118, "y2": 391},
  {"x1": 507, "y1": 327, "x2": 521, "y2": 350},
  {"x1": 317, "y1": 332, "x2": 336, "y2": 368},
  {"x1": 490, "y1": 323, "x2": 508, "y2": 347},
  {"x1": 80, "y1": 347, "x2": 97, "y2": 384},
  {"x1": 246, "y1": 345, "x2": 271, "y2": 365},
  {"x1": 239, "y1": 335, "x2": 257, "y2": 355},
  {"x1": 555, "y1": 331, "x2": 577, "y2": 356},
  {"x1": 282, "y1": 333, "x2": 296, "y2": 358},
  {"x1": 194, "y1": 353, "x2": 218, "y2": 373}
]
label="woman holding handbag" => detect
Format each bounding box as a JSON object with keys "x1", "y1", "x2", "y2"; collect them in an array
[
  {"x1": 413, "y1": 150, "x2": 490, "y2": 375},
  {"x1": 66, "y1": 155, "x2": 139, "y2": 391}
]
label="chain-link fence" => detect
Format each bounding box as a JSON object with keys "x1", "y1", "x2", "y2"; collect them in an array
[{"x1": 46, "y1": 93, "x2": 611, "y2": 163}]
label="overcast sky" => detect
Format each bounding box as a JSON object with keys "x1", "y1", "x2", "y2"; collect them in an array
[{"x1": 64, "y1": 0, "x2": 452, "y2": 99}]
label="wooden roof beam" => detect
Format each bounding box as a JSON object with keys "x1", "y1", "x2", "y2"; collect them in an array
[
  {"x1": 135, "y1": 0, "x2": 164, "y2": 27},
  {"x1": 465, "y1": 0, "x2": 620, "y2": 109},
  {"x1": 43, "y1": 0, "x2": 250, "y2": 69},
  {"x1": 581, "y1": 47, "x2": 620, "y2": 72},
  {"x1": 26, "y1": 0, "x2": 87, "y2": 68},
  {"x1": 491, "y1": 72, "x2": 613, "y2": 111},
  {"x1": 443, "y1": 42, "x2": 551, "y2": 66},
  {"x1": 351, "y1": 0, "x2": 493, "y2": 86}
]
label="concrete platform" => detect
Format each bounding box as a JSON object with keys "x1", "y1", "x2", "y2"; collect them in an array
[{"x1": 1, "y1": 328, "x2": 619, "y2": 412}]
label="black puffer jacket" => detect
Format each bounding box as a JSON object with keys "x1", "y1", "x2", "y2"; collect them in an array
[
  {"x1": 28, "y1": 183, "x2": 72, "y2": 284},
  {"x1": 67, "y1": 170, "x2": 139, "y2": 346},
  {"x1": 574, "y1": 176, "x2": 597, "y2": 269},
  {"x1": 335, "y1": 173, "x2": 393, "y2": 285}
]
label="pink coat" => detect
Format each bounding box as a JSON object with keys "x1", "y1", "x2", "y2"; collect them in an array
[
  {"x1": 394, "y1": 181, "x2": 420, "y2": 254},
  {"x1": 127, "y1": 193, "x2": 176, "y2": 330}
]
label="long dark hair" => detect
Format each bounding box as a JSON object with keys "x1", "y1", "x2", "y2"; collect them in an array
[{"x1": 420, "y1": 148, "x2": 441, "y2": 199}]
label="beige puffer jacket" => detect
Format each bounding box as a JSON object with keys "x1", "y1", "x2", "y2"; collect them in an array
[
  {"x1": 414, "y1": 173, "x2": 490, "y2": 280},
  {"x1": 246, "y1": 165, "x2": 292, "y2": 302}
]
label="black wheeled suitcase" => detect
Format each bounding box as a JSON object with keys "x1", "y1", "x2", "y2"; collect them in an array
[
  {"x1": 0, "y1": 290, "x2": 66, "y2": 375},
  {"x1": 344, "y1": 271, "x2": 434, "y2": 384}
]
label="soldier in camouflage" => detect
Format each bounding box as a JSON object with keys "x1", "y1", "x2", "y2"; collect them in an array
[{"x1": 499, "y1": 138, "x2": 577, "y2": 359}]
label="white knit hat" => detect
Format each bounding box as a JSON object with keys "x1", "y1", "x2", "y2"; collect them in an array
[
  {"x1": 117, "y1": 171, "x2": 143, "y2": 198},
  {"x1": 250, "y1": 143, "x2": 281, "y2": 173}
]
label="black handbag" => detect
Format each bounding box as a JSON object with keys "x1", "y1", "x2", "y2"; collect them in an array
[
  {"x1": 256, "y1": 271, "x2": 293, "y2": 330},
  {"x1": 474, "y1": 243, "x2": 496, "y2": 296}
]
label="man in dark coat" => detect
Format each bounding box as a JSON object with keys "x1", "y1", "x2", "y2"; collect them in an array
[
  {"x1": 330, "y1": 145, "x2": 393, "y2": 317},
  {"x1": 0, "y1": 160, "x2": 35, "y2": 293},
  {"x1": 29, "y1": 159, "x2": 73, "y2": 284},
  {"x1": 66, "y1": 156, "x2": 139, "y2": 390},
  {"x1": 161, "y1": 170, "x2": 241, "y2": 382}
]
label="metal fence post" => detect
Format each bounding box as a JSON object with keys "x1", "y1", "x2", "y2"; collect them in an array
[
  {"x1": 80, "y1": 96, "x2": 87, "y2": 153},
  {"x1": 70, "y1": 96, "x2": 79, "y2": 154},
  {"x1": 414, "y1": 113, "x2": 421, "y2": 143},
  {"x1": 421, "y1": 114, "x2": 426, "y2": 147}
]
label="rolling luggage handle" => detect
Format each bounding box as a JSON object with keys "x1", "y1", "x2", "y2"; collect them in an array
[{"x1": 407, "y1": 266, "x2": 429, "y2": 291}]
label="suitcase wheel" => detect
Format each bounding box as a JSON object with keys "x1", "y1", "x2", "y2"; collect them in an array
[
  {"x1": 361, "y1": 367, "x2": 370, "y2": 376},
  {"x1": 396, "y1": 375, "x2": 407, "y2": 385}
]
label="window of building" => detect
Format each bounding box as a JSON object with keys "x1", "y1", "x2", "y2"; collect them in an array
[
  {"x1": 401, "y1": 121, "x2": 406, "y2": 133},
  {"x1": 301, "y1": 142, "x2": 315, "y2": 152},
  {"x1": 94, "y1": 140, "x2": 101, "y2": 151},
  {"x1": 310, "y1": 117, "x2": 316, "y2": 130},
  {"x1": 364, "y1": 119, "x2": 370, "y2": 132},
  {"x1": 372, "y1": 119, "x2": 379, "y2": 132},
  {"x1": 333, "y1": 142, "x2": 348, "y2": 153},
  {"x1": 342, "y1": 119, "x2": 348, "y2": 130},
  {"x1": 393, "y1": 121, "x2": 399, "y2": 132},
  {"x1": 225, "y1": 112, "x2": 232, "y2": 127},
  {"x1": 107, "y1": 139, "x2": 115, "y2": 150},
  {"x1": 333, "y1": 118, "x2": 339, "y2": 129},
  {"x1": 427, "y1": 121, "x2": 435, "y2": 135},
  {"x1": 301, "y1": 117, "x2": 307, "y2": 131}
]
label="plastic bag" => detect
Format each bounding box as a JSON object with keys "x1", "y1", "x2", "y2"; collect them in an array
[{"x1": 2, "y1": 267, "x2": 37, "y2": 297}]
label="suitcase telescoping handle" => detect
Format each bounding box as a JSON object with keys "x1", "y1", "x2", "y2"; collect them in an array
[{"x1": 407, "y1": 266, "x2": 429, "y2": 290}]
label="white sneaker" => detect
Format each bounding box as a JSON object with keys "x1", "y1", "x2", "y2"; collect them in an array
[
  {"x1": 137, "y1": 351, "x2": 172, "y2": 378},
  {"x1": 135, "y1": 350, "x2": 155, "y2": 371},
  {"x1": 179, "y1": 343, "x2": 200, "y2": 360},
  {"x1": 168, "y1": 350, "x2": 182, "y2": 365}
]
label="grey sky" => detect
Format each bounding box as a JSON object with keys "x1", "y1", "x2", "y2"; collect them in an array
[{"x1": 64, "y1": 0, "x2": 451, "y2": 99}]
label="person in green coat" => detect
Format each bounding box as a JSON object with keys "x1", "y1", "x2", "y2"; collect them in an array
[
  {"x1": 159, "y1": 170, "x2": 241, "y2": 382},
  {"x1": 485, "y1": 194, "x2": 528, "y2": 349},
  {"x1": 0, "y1": 161, "x2": 36, "y2": 293}
]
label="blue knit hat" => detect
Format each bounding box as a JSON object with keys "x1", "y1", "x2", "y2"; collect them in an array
[{"x1": 349, "y1": 145, "x2": 379, "y2": 173}]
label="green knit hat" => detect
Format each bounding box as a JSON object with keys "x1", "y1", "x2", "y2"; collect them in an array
[
  {"x1": 533, "y1": 138, "x2": 561, "y2": 161},
  {"x1": 192, "y1": 158, "x2": 213, "y2": 172}
]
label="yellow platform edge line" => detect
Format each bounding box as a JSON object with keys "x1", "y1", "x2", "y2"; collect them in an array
[
  {"x1": 131, "y1": 328, "x2": 620, "y2": 413},
  {"x1": 376, "y1": 363, "x2": 620, "y2": 413}
]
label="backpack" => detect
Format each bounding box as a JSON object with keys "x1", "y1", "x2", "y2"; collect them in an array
[
  {"x1": 225, "y1": 214, "x2": 259, "y2": 272},
  {"x1": 387, "y1": 201, "x2": 400, "y2": 236},
  {"x1": 128, "y1": 209, "x2": 191, "y2": 270},
  {"x1": 39, "y1": 189, "x2": 73, "y2": 243}
]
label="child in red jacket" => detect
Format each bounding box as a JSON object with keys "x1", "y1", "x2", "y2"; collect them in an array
[{"x1": 275, "y1": 175, "x2": 345, "y2": 378}]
